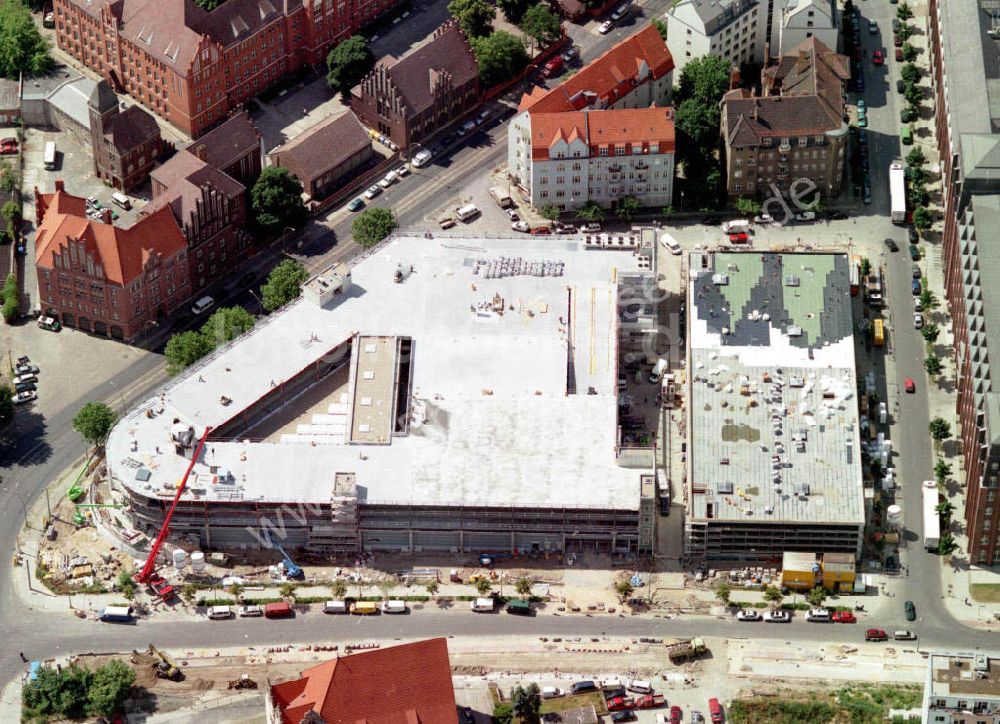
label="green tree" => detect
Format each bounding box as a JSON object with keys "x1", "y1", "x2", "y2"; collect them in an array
[
  {"x1": 904, "y1": 82, "x2": 922, "y2": 109},
  {"x1": 474, "y1": 576, "x2": 492, "y2": 596},
  {"x1": 352, "y1": 207, "x2": 397, "y2": 249},
  {"x1": 514, "y1": 576, "x2": 533, "y2": 597},
  {"x1": 22, "y1": 664, "x2": 90, "y2": 720},
  {"x1": 673, "y1": 57, "x2": 729, "y2": 208},
  {"x1": 909, "y1": 165, "x2": 928, "y2": 188},
  {"x1": 936, "y1": 500, "x2": 955, "y2": 521},
  {"x1": 578, "y1": 200, "x2": 604, "y2": 223},
  {"x1": 471, "y1": 31, "x2": 529, "y2": 87},
  {"x1": 326, "y1": 36, "x2": 374, "y2": 96},
  {"x1": 615, "y1": 579, "x2": 634, "y2": 602},
  {"x1": 330, "y1": 579, "x2": 348, "y2": 599},
  {"x1": 492, "y1": 702, "x2": 514, "y2": 724},
  {"x1": 938, "y1": 532, "x2": 957, "y2": 555},
  {"x1": 921, "y1": 322, "x2": 939, "y2": 344},
  {"x1": 0, "y1": 383, "x2": 13, "y2": 427},
  {"x1": 116, "y1": 570, "x2": 136, "y2": 600},
  {"x1": 897, "y1": 23, "x2": 913, "y2": 41},
  {"x1": 901, "y1": 63, "x2": 921, "y2": 85},
  {"x1": 616, "y1": 194, "x2": 641, "y2": 222},
  {"x1": 2, "y1": 273, "x2": 17, "y2": 322},
  {"x1": 805, "y1": 586, "x2": 826, "y2": 607},
  {"x1": 228, "y1": 582, "x2": 244, "y2": 601},
  {"x1": 251, "y1": 166, "x2": 307, "y2": 233},
  {"x1": 279, "y1": 582, "x2": 297, "y2": 600},
  {"x1": 929, "y1": 417, "x2": 951, "y2": 443},
  {"x1": 924, "y1": 354, "x2": 942, "y2": 376},
  {"x1": 909, "y1": 184, "x2": 930, "y2": 208},
  {"x1": 376, "y1": 576, "x2": 396, "y2": 601},
  {"x1": 902, "y1": 43, "x2": 917, "y2": 62},
  {"x1": 261, "y1": 259, "x2": 309, "y2": 312},
  {"x1": 897, "y1": 2, "x2": 913, "y2": 21},
  {"x1": 913, "y1": 206, "x2": 933, "y2": 231},
  {"x1": 736, "y1": 197, "x2": 762, "y2": 214},
  {"x1": 763, "y1": 585, "x2": 784, "y2": 608},
  {"x1": 497, "y1": 0, "x2": 531, "y2": 23},
  {"x1": 180, "y1": 583, "x2": 197, "y2": 604},
  {"x1": 0, "y1": 160, "x2": 19, "y2": 193},
  {"x1": 676, "y1": 97, "x2": 722, "y2": 155},
  {"x1": 0, "y1": 0, "x2": 55, "y2": 79},
  {"x1": 448, "y1": 0, "x2": 496, "y2": 39},
  {"x1": 511, "y1": 683, "x2": 542, "y2": 722},
  {"x1": 73, "y1": 402, "x2": 117, "y2": 447},
  {"x1": 714, "y1": 582, "x2": 732, "y2": 606},
  {"x1": 164, "y1": 330, "x2": 214, "y2": 376},
  {"x1": 200, "y1": 306, "x2": 255, "y2": 345},
  {"x1": 652, "y1": 18, "x2": 668, "y2": 41},
  {"x1": 935, "y1": 459, "x2": 952, "y2": 484},
  {"x1": 519, "y1": 4, "x2": 561, "y2": 48},
  {"x1": 539, "y1": 203, "x2": 561, "y2": 221},
  {"x1": 425, "y1": 580, "x2": 440, "y2": 595},
  {"x1": 676, "y1": 54, "x2": 732, "y2": 107},
  {"x1": 86, "y1": 660, "x2": 135, "y2": 718}
]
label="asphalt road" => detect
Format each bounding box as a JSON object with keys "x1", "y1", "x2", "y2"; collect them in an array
[{"x1": 0, "y1": 0, "x2": 978, "y2": 692}]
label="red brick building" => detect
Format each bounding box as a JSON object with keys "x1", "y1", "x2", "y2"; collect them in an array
[
  {"x1": 53, "y1": 0, "x2": 406, "y2": 138},
  {"x1": 34, "y1": 181, "x2": 190, "y2": 340},
  {"x1": 88, "y1": 80, "x2": 163, "y2": 191},
  {"x1": 266, "y1": 638, "x2": 457, "y2": 724}
]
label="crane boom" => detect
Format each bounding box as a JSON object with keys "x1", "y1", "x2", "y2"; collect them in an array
[{"x1": 136, "y1": 426, "x2": 212, "y2": 583}]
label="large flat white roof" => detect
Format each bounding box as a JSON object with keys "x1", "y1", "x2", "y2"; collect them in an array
[{"x1": 107, "y1": 234, "x2": 648, "y2": 509}]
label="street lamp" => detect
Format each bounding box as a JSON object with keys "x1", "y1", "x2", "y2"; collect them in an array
[{"x1": 108, "y1": 379, "x2": 127, "y2": 417}]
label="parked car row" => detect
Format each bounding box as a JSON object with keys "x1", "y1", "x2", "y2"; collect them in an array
[{"x1": 11, "y1": 355, "x2": 38, "y2": 404}]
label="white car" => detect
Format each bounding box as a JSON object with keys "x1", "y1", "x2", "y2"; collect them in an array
[
  {"x1": 363, "y1": 184, "x2": 382, "y2": 200},
  {"x1": 13, "y1": 373, "x2": 37, "y2": 385},
  {"x1": 795, "y1": 211, "x2": 816, "y2": 221},
  {"x1": 13, "y1": 390, "x2": 36, "y2": 404},
  {"x1": 541, "y1": 686, "x2": 564, "y2": 699},
  {"x1": 86, "y1": 195, "x2": 98, "y2": 207},
  {"x1": 913, "y1": 297, "x2": 923, "y2": 312},
  {"x1": 238, "y1": 605, "x2": 263, "y2": 617},
  {"x1": 765, "y1": 609, "x2": 791, "y2": 623},
  {"x1": 754, "y1": 213, "x2": 774, "y2": 224},
  {"x1": 457, "y1": 120, "x2": 477, "y2": 136},
  {"x1": 581, "y1": 222, "x2": 601, "y2": 232},
  {"x1": 505, "y1": 208, "x2": 520, "y2": 222},
  {"x1": 476, "y1": 109, "x2": 491, "y2": 126},
  {"x1": 914, "y1": 312, "x2": 924, "y2": 329},
  {"x1": 396, "y1": 165, "x2": 409, "y2": 177},
  {"x1": 736, "y1": 609, "x2": 762, "y2": 622},
  {"x1": 15, "y1": 362, "x2": 39, "y2": 375},
  {"x1": 599, "y1": 20, "x2": 614, "y2": 33},
  {"x1": 411, "y1": 149, "x2": 433, "y2": 168},
  {"x1": 512, "y1": 221, "x2": 530, "y2": 232}
]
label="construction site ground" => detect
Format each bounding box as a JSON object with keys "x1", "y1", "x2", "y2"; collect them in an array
[{"x1": 2, "y1": 634, "x2": 928, "y2": 723}]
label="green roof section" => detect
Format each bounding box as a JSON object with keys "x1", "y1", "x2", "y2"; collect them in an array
[{"x1": 781, "y1": 253, "x2": 835, "y2": 347}]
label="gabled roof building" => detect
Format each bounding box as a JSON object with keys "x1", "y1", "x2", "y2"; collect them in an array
[{"x1": 88, "y1": 80, "x2": 163, "y2": 191}]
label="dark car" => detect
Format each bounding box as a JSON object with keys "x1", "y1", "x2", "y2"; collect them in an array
[
  {"x1": 909, "y1": 244, "x2": 920, "y2": 260},
  {"x1": 611, "y1": 713, "x2": 637, "y2": 723},
  {"x1": 828, "y1": 210, "x2": 848, "y2": 220},
  {"x1": 905, "y1": 600, "x2": 916, "y2": 621},
  {"x1": 570, "y1": 680, "x2": 598, "y2": 694},
  {"x1": 912, "y1": 278, "x2": 922, "y2": 295},
  {"x1": 908, "y1": 226, "x2": 918, "y2": 243},
  {"x1": 912, "y1": 264, "x2": 921, "y2": 279},
  {"x1": 14, "y1": 381, "x2": 36, "y2": 393},
  {"x1": 884, "y1": 238, "x2": 899, "y2": 252},
  {"x1": 897, "y1": 79, "x2": 905, "y2": 94}
]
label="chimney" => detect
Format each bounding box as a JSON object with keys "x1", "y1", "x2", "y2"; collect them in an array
[
  {"x1": 101, "y1": 208, "x2": 112, "y2": 224},
  {"x1": 55, "y1": 179, "x2": 64, "y2": 192},
  {"x1": 192, "y1": 144, "x2": 208, "y2": 162}
]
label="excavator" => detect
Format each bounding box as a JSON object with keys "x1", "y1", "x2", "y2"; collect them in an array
[{"x1": 147, "y1": 644, "x2": 184, "y2": 681}]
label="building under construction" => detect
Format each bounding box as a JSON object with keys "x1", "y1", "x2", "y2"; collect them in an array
[{"x1": 106, "y1": 234, "x2": 661, "y2": 557}]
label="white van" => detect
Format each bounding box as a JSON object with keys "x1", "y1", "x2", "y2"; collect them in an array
[
  {"x1": 649, "y1": 358, "x2": 668, "y2": 383},
  {"x1": 540, "y1": 686, "x2": 564, "y2": 699},
  {"x1": 602, "y1": 679, "x2": 625, "y2": 697},
  {"x1": 111, "y1": 192, "x2": 132, "y2": 209},
  {"x1": 661, "y1": 232, "x2": 682, "y2": 255},
  {"x1": 627, "y1": 679, "x2": 653, "y2": 694},
  {"x1": 191, "y1": 296, "x2": 215, "y2": 315},
  {"x1": 380, "y1": 599, "x2": 407, "y2": 614},
  {"x1": 470, "y1": 597, "x2": 494, "y2": 613},
  {"x1": 207, "y1": 605, "x2": 232, "y2": 619},
  {"x1": 323, "y1": 600, "x2": 348, "y2": 614},
  {"x1": 806, "y1": 607, "x2": 831, "y2": 622},
  {"x1": 455, "y1": 204, "x2": 480, "y2": 222}
]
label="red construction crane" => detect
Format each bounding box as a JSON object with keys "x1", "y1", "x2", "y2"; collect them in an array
[{"x1": 135, "y1": 426, "x2": 213, "y2": 590}]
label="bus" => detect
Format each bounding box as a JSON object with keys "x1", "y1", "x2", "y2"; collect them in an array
[
  {"x1": 873, "y1": 318, "x2": 885, "y2": 347},
  {"x1": 43, "y1": 141, "x2": 56, "y2": 170},
  {"x1": 889, "y1": 161, "x2": 906, "y2": 224},
  {"x1": 849, "y1": 260, "x2": 860, "y2": 297}
]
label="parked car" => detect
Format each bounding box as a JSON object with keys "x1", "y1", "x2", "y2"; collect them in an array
[
  {"x1": 894, "y1": 630, "x2": 917, "y2": 640},
  {"x1": 15, "y1": 362, "x2": 39, "y2": 375},
  {"x1": 561, "y1": 47, "x2": 579, "y2": 63},
  {"x1": 37, "y1": 315, "x2": 61, "y2": 331},
  {"x1": 905, "y1": 600, "x2": 916, "y2": 621},
  {"x1": 610, "y1": 3, "x2": 629, "y2": 20},
  {"x1": 570, "y1": 681, "x2": 598, "y2": 694},
  {"x1": 14, "y1": 382, "x2": 36, "y2": 394},
  {"x1": 411, "y1": 149, "x2": 433, "y2": 167},
  {"x1": 912, "y1": 278, "x2": 922, "y2": 295},
  {"x1": 13, "y1": 390, "x2": 36, "y2": 404},
  {"x1": 908, "y1": 227, "x2": 918, "y2": 243},
  {"x1": 378, "y1": 171, "x2": 396, "y2": 188},
  {"x1": 753, "y1": 213, "x2": 774, "y2": 224},
  {"x1": 512, "y1": 220, "x2": 530, "y2": 232},
  {"x1": 610, "y1": 713, "x2": 637, "y2": 723},
  {"x1": 347, "y1": 197, "x2": 364, "y2": 212},
  {"x1": 914, "y1": 297, "x2": 923, "y2": 312},
  {"x1": 914, "y1": 313, "x2": 924, "y2": 329},
  {"x1": 190, "y1": 296, "x2": 214, "y2": 315},
  {"x1": 238, "y1": 605, "x2": 263, "y2": 617},
  {"x1": 669, "y1": 706, "x2": 683, "y2": 723},
  {"x1": 795, "y1": 211, "x2": 816, "y2": 222},
  {"x1": 505, "y1": 208, "x2": 519, "y2": 222},
  {"x1": 873, "y1": 50, "x2": 884, "y2": 66},
  {"x1": 606, "y1": 696, "x2": 634, "y2": 712},
  {"x1": 897, "y1": 79, "x2": 905, "y2": 94},
  {"x1": 868, "y1": 19, "x2": 878, "y2": 33},
  {"x1": 765, "y1": 609, "x2": 791, "y2": 623},
  {"x1": 542, "y1": 55, "x2": 564, "y2": 77},
  {"x1": 363, "y1": 185, "x2": 382, "y2": 200},
  {"x1": 884, "y1": 238, "x2": 899, "y2": 251},
  {"x1": 476, "y1": 109, "x2": 491, "y2": 126},
  {"x1": 599, "y1": 20, "x2": 614, "y2": 33},
  {"x1": 895, "y1": 48, "x2": 904, "y2": 62},
  {"x1": 581, "y1": 222, "x2": 601, "y2": 232},
  {"x1": 457, "y1": 120, "x2": 477, "y2": 136},
  {"x1": 832, "y1": 611, "x2": 856, "y2": 623},
  {"x1": 865, "y1": 628, "x2": 889, "y2": 642},
  {"x1": 904, "y1": 377, "x2": 916, "y2": 393},
  {"x1": 540, "y1": 686, "x2": 564, "y2": 699},
  {"x1": 13, "y1": 373, "x2": 37, "y2": 385},
  {"x1": 736, "y1": 609, "x2": 762, "y2": 622},
  {"x1": 912, "y1": 264, "x2": 922, "y2": 279},
  {"x1": 439, "y1": 216, "x2": 457, "y2": 229},
  {"x1": 909, "y1": 244, "x2": 920, "y2": 260}
]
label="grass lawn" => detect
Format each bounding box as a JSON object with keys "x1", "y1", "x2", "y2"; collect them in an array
[
  {"x1": 970, "y1": 583, "x2": 1000, "y2": 603},
  {"x1": 540, "y1": 691, "x2": 608, "y2": 716},
  {"x1": 729, "y1": 683, "x2": 923, "y2": 723}
]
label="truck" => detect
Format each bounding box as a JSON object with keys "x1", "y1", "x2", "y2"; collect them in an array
[
  {"x1": 98, "y1": 606, "x2": 134, "y2": 623},
  {"x1": 634, "y1": 694, "x2": 666, "y2": 709},
  {"x1": 872, "y1": 318, "x2": 885, "y2": 347},
  {"x1": 890, "y1": 161, "x2": 906, "y2": 224},
  {"x1": 264, "y1": 601, "x2": 293, "y2": 618},
  {"x1": 923, "y1": 480, "x2": 941, "y2": 551},
  {"x1": 489, "y1": 187, "x2": 513, "y2": 209},
  {"x1": 667, "y1": 637, "x2": 707, "y2": 663}
]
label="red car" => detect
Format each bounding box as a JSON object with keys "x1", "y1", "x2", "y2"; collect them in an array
[
  {"x1": 607, "y1": 697, "x2": 635, "y2": 712},
  {"x1": 873, "y1": 50, "x2": 884, "y2": 66},
  {"x1": 904, "y1": 377, "x2": 915, "y2": 393},
  {"x1": 0, "y1": 143, "x2": 16, "y2": 155},
  {"x1": 832, "y1": 611, "x2": 856, "y2": 623},
  {"x1": 670, "y1": 705, "x2": 683, "y2": 722},
  {"x1": 542, "y1": 56, "x2": 564, "y2": 77},
  {"x1": 634, "y1": 694, "x2": 666, "y2": 709},
  {"x1": 895, "y1": 48, "x2": 904, "y2": 62},
  {"x1": 865, "y1": 628, "x2": 888, "y2": 641},
  {"x1": 728, "y1": 231, "x2": 749, "y2": 244}
]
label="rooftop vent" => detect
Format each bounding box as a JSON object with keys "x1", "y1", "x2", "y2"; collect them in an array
[{"x1": 717, "y1": 480, "x2": 734, "y2": 494}]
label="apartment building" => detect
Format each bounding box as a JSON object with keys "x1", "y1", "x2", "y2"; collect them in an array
[
  {"x1": 720, "y1": 37, "x2": 849, "y2": 200},
  {"x1": 923, "y1": 652, "x2": 1000, "y2": 723},
  {"x1": 508, "y1": 25, "x2": 675, "y2": 211},
  {"x1": 34, "y1": 181, "x2": 190, "y2": 340},
  {"x1": 927, "y1": 0, "x2": 1000, "y2": 565},
  {"x1": 53, "y1": 0, "x2": 405, "y2": 138},
  {"x1": 351, "y1": 20, "x2": 479, "y2": 150},
  {"x1": 88, "y1": 80, "x2": 162, "y2": 192},
  {"x1": 665, "y1": 0, "x2": 768, "y2": 76},
  {"x1": 778, "y1": 0, "x2": 837, "y2": 55}
]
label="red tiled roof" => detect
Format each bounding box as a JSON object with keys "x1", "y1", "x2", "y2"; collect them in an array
[
  {"x1": 269, "y1": 638, "x2": 458, "y2": 724},
  {"x1": 519, "y1": 25, "x2": 673, "y2": 114},
  {"x1": 35, "y1": 188, "x2": 187, "y2": 285},
  {"x1": 530, "y1": 107, "x2": 675, "y2": 160}
]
